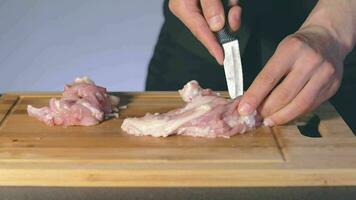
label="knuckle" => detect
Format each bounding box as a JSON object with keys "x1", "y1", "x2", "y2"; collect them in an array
[
  {"x1": 272, "y1": 117, "x2": 284, "y2": 126},
  {"x1": 258, "y1": 104, "x2": 268, "y2": 117},
  {"x1": 333, "y1": 79, "x2": 342, "y2": 90},
  {"x1": 298, "y1": 53, "x2": 323, "y2": 73},
  {"x1": 323, "y1": 63, "x2": 336, "y2": 78},
  {"x1": 307, "y1": 51, "x2": 324, "y2": 65},
  {"x1": 243, "y1": 92, "x2": 258, "y2": 107},
  {"x1": 279, "y1": 36, "x2": 304, "y2": 51},
  {"x1": 168, "y1": 0, "x2": 183, "y2": 15},
  {"x1": 260, "y1": 106, "x2": 274, "y2": 118},
  {"x1": 295, "y1": 96, "x2": 313, "y2": 113},
  {"x1": 168, "y1": 0, "x2": 177, "y2": 13},
  {"x1": 328, "y1": 80, "x2": 341, "y2": 97},
  {"x1": 287, "y1": 36, "x2": 302, "y2": 46},
  {"x1": 276, "y1": 117, "x2": 293, "y2": 125},
  {"x1": 202, "y1": 0, "x2": 219, "y2": 9},
  {"x1": 203, "y1": 5, "x2": 216, "y2": 18},
  {"x1": 277, "y1": 86, "x2": 292, "y2": 101},
  {"x1": 259, "y1": 70, "x2": 277, "y2": 86},
  {"x1": 270, "y1": 114, "x2": 291, "y2": 126}
]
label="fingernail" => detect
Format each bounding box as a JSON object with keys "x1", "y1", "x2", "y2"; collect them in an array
[
  {"x1": 238, "y1": 103, "x2": 253, "y2": 115},
  {"x1": 263, "y1": 118, "x2": 275, "y2": 127},
  {"x1": 208, "y1": 15, "x2": 224, "y2": 31},
  {"x1": 235, "y1": 13, "x2": 240, "y2": 22}
]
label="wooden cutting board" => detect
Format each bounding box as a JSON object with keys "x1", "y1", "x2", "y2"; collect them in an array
[{"x1": 0, "y1": 92, "x2": 355, "y2": 187}]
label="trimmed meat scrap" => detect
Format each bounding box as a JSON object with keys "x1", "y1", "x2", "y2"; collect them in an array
[
  {"x1": 121, "y1": 80, "x2": 260, "y2": 138},
  {"x1": 27, "y1": 77, "x2": 119, "y2": 127}
]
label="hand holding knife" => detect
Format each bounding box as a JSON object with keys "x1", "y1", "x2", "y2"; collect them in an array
[{"x1": 215, "y1": 3, "x2": 244, "y2": 99}]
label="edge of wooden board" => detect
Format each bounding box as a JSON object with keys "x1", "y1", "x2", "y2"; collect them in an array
[{"x1": 0, "y1": 168, "x2": 356, "y2": 187}]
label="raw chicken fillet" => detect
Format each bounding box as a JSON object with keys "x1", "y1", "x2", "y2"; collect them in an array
[
  {"x1": 121, "y1": 80, "x2": 260, "y2": 138},
  {"x1": 27, "y1": 77, "x2": 119, "y2": 127}
]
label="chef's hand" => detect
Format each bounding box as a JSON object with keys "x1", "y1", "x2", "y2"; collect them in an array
[
  {"x1": 238, "y1": 0, "x2": 356, "y2": 126},
  {"x1": 169, "y1": 0, "x2": 241, "y2": 65}
]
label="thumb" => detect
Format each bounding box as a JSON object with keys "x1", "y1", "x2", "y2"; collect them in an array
[{"x1": 200, "y1": 0, "x2": 225, "y2": 32}]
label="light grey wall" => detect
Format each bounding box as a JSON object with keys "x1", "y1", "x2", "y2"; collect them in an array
[{"x1": 0, "y1": 0, "x2": 164, "y2": 92}]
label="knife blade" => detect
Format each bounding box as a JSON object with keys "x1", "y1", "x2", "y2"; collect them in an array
[{"x1": 216, "y1": 26, "x2": 244, "y2": 99}]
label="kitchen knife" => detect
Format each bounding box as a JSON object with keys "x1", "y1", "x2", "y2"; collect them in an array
[{"x1": 216, "y1": 26, "x2": 244, "y2": 99}]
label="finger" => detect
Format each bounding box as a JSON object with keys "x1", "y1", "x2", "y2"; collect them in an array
[
  {"x1": 187, "y1": 13, "x2": 224, "y2": 64},
  {"x1": 309, "y1": 77, "x2": 341, "y2": 111},
  {"x1": 228, "y1": 0, "x2": 239, "y2": 6},
  {"x1": 307, "y1": 82, "x2": 333, "y2": 113},
  {"x1": 228, "y1": 5, "x2": 242, "y2": 32},
  {"x1": 259, "y1": 52, "x2": 323, "y2": 117},
  {"x1": 263, "y1": 64, "x2": 335, "y2": 126},
  {"x1": 200, "y1": 0, "x2": 225, "y2": 31},
  {"x1": 259, "y1": 69, "x2": 310, "y2": 118},
  {"x1": 238, "y1": 43, "x2": 297, "y2": 115},
  {"x1": 170, "y1": 0, "x2": 224, "y2": 64},
  {"x1": 308, "y1": 61, "x2": 341, "y2": 111}
]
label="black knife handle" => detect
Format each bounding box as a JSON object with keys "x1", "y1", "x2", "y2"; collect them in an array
[{"x1": 216, "y1": 26, "x2": 235, "y2": 44}]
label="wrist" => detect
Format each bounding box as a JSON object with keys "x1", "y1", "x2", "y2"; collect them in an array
[{"x1": 300, "y1": 0, "x2": 356, "y2": 58}]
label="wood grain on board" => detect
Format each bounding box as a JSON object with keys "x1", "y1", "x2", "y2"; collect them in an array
[{"x1": 0, "y1": 92, "x2": 354, "y2": 187}]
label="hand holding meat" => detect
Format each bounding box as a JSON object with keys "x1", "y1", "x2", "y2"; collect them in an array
[{"x1": 238, "y1": 0, "x2": 356, "y2": 126}]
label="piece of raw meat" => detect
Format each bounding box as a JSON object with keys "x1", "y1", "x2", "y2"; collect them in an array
[
  {"x1": 121, "y1": 80, "x2": 261, "y2": 138},
  {"x1": 27, "y1": 77, "x2": 120, "y2": 127}
]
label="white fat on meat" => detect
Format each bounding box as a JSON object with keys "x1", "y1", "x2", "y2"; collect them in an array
[
  {"x1": 178, "y1": 80, "x2": 219, "y2": 102},
  {"x1": 27, "y1": 105, "x2": 54, "y2": 126},
  {"x1": 121, "y1": 80, "x2": 260, "y2": 138},
  {"x1": 27, "y1": 77, "x2": 120, "y2": 127},
  {"x1": 74, "y1": 76, "x2": 95, "y2": 85},
  {"x1": 122, "y1": 103, "x2": 213, "y2": 137}
]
